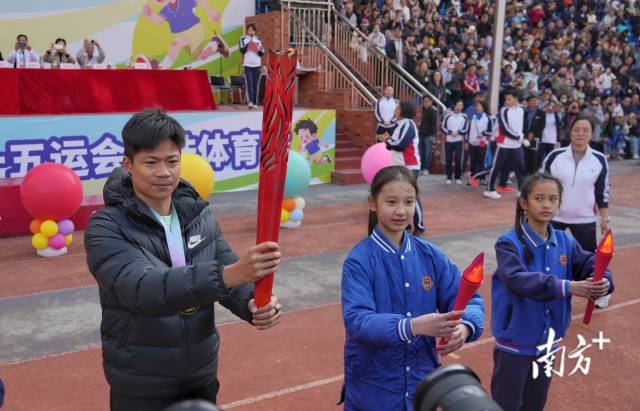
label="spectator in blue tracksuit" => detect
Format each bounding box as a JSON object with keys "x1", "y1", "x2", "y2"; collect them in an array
[
  {"x1": 491, "y1": 174, "x2": 614, "y2": 411},
  {"x1": 340, "y1": 166, "x2": 484, "y2": 411}
]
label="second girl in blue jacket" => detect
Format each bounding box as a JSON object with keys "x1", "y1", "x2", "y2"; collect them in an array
[{"x1": 491, "y1": 173, "x2": 614, "y2": 411}]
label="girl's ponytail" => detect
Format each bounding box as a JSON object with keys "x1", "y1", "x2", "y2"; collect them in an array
[
  {"x1": 368, "y1": 211, "x2": 378, "y2": 236},
  {"x1": 515, "y1": 198, "x2": 534, "y2": 264}
]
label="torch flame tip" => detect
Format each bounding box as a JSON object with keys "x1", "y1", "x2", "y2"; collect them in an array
[
  {"x1": 462, "y1": 252, "x2": 484, "y2": 284},
  {"x1": 598, "y1": 229, "x2": 614, "y2": 255}
]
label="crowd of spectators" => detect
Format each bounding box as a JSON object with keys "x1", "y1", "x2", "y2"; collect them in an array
[{"x1": 336, "y1": 0, "x2": 640, "y2": 159}]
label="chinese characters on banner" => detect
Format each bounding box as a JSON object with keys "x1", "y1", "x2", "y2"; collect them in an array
[
  {"x1": 533, "y1": 328, "x2": 611, "y2": 379},
  {"x1": 0, "y1": 128, "x2": 261, "y2": 180}
]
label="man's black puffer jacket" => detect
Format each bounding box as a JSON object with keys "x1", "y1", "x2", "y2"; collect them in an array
[{"x1": 85, "y1": 167, "x2": 253, "y2": 397}]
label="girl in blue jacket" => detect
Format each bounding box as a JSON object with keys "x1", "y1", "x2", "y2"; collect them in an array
[
  {"x1": 491, "y1": 174, "x2": 614, "y2": 411},
  {"x1": 341, "y1": 166, "x2": 484, "y2": 411}
]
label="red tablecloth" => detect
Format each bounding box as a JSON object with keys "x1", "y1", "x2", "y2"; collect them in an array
[{"x1": 0, "y1": 68, "x2": 216, "y2": 115}]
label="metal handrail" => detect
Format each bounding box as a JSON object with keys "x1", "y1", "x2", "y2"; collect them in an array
[
  {"x1": 331, "y1": 9, "x2": 447, "y2": 113},
  {"x1": 291, "y1": 13, "x2": 377, "y2": 107}
]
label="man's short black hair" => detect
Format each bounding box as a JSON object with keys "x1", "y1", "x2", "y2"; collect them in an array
[
  {"x1": 504, "y1": 89, "x2": 519, "y2": 99},
  {"x1": 399, "y1": 101, "x2": 416, "y2": 119},
  {"x1": 528, "y1": 96, "x2": 537, "y2": 102},
  {"x1": 294, "y1": 118, "x2": 318, "y2": 134},
  {"x1": 55, "y1": 38, "x2": 67, "y2": 46},
  {"x1": 17, "y1": 34, "x2": 28, "y2": 41},
  {"x1": 246, "y1": 23, "x2": 257, "y2": 31},
  {"x1": 122, "y1": 109, "x2": 186, "y2": 160}
]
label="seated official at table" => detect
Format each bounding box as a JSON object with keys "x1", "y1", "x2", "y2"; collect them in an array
[
  {"x1": 43, "y1": 38, "x2": 76, "y2": 67},
  {"x1": 7, "y1": 34, "x2": 39, "y2": 67},
  {"x1": 76, "y1": 38, "x2": 106, "y2": 68}
]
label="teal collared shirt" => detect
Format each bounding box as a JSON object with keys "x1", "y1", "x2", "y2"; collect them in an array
[{"x1": 149, "y1": 204, "x2": 186, "y2": 267}]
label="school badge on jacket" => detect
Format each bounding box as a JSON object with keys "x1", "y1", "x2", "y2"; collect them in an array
[
  {"x1": 559, "y1": 255, "x2": 567, "y2": 266},
  {"x1": 422, "y1": 275, "x2": 433, "y2": 291}
]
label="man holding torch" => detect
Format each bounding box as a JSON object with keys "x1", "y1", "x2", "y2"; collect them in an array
[{"x1": 85, "y1": 109, "x2": 282, "y2": 411}]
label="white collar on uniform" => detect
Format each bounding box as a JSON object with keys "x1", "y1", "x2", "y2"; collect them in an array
[{"x1": 371, "y1": 226, "x2": 411, "y2": 254}]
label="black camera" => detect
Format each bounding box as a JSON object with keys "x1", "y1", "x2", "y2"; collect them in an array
[{"x1": 414, "y1": 364, "x2": 502, "y2": 411}]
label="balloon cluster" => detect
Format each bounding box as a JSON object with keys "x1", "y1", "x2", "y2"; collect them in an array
[
  {"x1": 20, "y1": 163, "x2": 83, "y2": 257},
  {"x1": 280, "y1": 197, "x2": 306, "y2": 228},
  {"x1": 280, "y1": 151, "x2": 312, "y2": 228},
  {"x1": 30, "y1": 219, "x2": 75, "y2": 257}
]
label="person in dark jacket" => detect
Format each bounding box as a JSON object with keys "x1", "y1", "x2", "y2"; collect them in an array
[
  {"x1": 419, "y1": 95, "x2": 439, "y2": 174},
  {"x1": 523, "y1": 96, "x2": 545, "y2": 174},
  {"x1": 85, "y1": 109, "x2": 282, "y2": 411}
]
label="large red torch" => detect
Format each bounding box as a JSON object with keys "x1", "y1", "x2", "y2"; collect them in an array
[
  {"x1": 438, "y1": 253, "x2": 484, "y2": 347},
  {"x1": 582, "y1": 229, "x2": 614, "y2": 325},
  {"x1": 254, "y1": 49, "x2": 298, "y2": 308}
]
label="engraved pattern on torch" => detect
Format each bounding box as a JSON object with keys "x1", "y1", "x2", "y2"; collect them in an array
[
  {"x1": 254, "y1": 49, "x2": 298, "y2": 308},
  {"x1": 260, "y1": 51, "x2": 297, "y2": 174}
]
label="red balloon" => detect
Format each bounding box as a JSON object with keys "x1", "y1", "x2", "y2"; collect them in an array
[{"x1": 20, "y1": 163, "x2": 83, "y2": 220}]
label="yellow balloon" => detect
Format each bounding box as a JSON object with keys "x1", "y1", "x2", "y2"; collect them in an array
[
  {"x1": 180, "y1": 152, "x2": 215, "y2": 200},
  {"x1": 40, "y1": 220, "x2": 59, "y2": 238},
  {"x1": 65, "y1": 234, "x2": 73, "y2": 246},
  {"x1": 32, "y1": 233, "x2": 48, "y2": 250},
  {"x1": 281, "y1": 209, "x2": 290, "y2": 223}
]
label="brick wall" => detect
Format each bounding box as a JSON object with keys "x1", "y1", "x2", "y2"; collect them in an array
[
  {"x1": 246, "y1": 11, "x2": 289, "y2": 54},
  {"x1": 297, "y1": 72, "x2": 376, "y2": 147}
]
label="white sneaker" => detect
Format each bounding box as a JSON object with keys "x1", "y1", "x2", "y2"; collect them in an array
[
  {"x1": 595, "y1": 294, "x2": 611, "y2": 308},
  {"x1": 456, "y1": 179, "x2": 462, "y2": 185},
  {"x1": 633, "y1": 155, "x2": 639, "y2": 160},
  {"x1": 483, "y1": 191, "x2": 502, "y2": 199},
  {"x1": 446, "y1": 179, "x2": 452, "y2": 184},
  {"x1": 248, "y1": 103, "x2": 254, "y2": 109}
]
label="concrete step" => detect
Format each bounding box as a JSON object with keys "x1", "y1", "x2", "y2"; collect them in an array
[
  {"x1": 336, "y1": 140, "x2": 353, "y2": 149},
  {"x1": 335, "y1": 156, "x2": 362, "y2": 169},
  {"x1": 335, "y1": 147, "x2": 365, "y2": 157},
  {"x1": 331, "y1": 168, "x2": 366, "y2": 185}
]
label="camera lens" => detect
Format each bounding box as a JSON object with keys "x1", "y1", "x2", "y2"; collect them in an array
[{"x1": 414, "y1": 364, "x2": 502, "y2": 411}]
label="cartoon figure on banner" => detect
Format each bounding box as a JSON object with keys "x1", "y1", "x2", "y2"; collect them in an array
[
  {"x1": 137, "y1": 0, "x2": 229, "y2": 69},
  {"x1": 281, "y1": 151, "x2": 311, "y2": 229},
  {"x1": 20, "y1": 163, "x2": 83, "y2": 257},
  {"x1": 294, "y1": 119, "x2": 333, "y2": 165}
]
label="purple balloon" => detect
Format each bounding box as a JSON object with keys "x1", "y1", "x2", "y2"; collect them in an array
[
  {"x1": 58, "y1": 219, "x2": 75, "y2": 236},
  {"x1": 48, "y1": 234, "x2": 66, "y2": 250}
]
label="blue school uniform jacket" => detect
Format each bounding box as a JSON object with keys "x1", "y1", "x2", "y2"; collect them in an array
[
  {"x1": 492, "y1": 223, "x2": 614, "y2": 356},
  {"x1": 342, "y1": 227, "x2": 485, "y2": 411}
]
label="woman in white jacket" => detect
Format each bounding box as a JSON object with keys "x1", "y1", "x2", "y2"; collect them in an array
[{"x1": 541, "y1": 113, "x2": 611, "y2": 306}]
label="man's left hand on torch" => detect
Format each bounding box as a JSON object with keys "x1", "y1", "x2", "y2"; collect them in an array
[{"x1": 249, "y1": 296, "x2": 283, "y2": 330}]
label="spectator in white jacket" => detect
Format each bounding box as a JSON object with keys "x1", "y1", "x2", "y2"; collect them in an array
[
  {"x1": 541, "y1": 113, "x2": 610, "y2": 252},
  {"x1": 484, "y1": 89, "x2": 526, "y2": 199}
]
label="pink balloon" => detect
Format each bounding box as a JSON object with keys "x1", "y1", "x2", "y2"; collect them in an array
[
  {"x1": 48, "y1": 234, "x2": 66, "y2": 250},
  {"x1": 361, "y1": 143, "x2": 394, "y2": 185}
]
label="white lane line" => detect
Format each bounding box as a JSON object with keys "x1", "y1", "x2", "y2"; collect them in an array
[
  {"x1": 219, "y1": 375, "x2": 345, "y2": 409},
  {"x1": 218, "y1": 297, "x2": 640, "y2": 409},
  {"x1": 0, "y1": 344, "x2": 100, "y2": 367}
]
